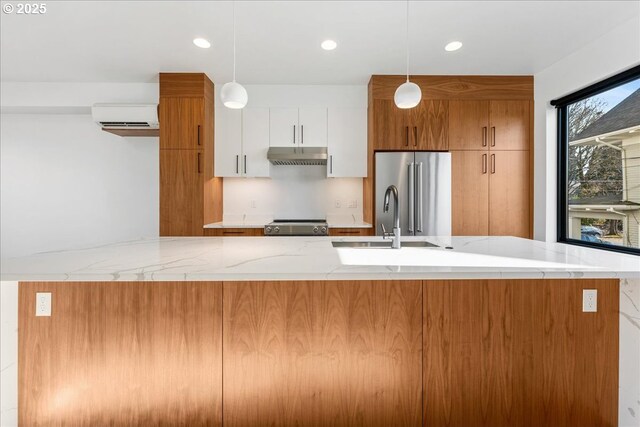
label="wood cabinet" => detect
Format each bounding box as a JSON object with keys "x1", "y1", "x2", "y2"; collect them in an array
[
  {"x1": 215, "y1": 107, "x2": 270, "y2": 178},
  {"x1": 489, "y1": 100, "x2": 530, "y2": 151},
  {"x1": 223, "y1": 280, "x2": 422, "y2": 427},
  {"x1": 448, "y1": 100, "x2": 490, "y2": 150},
  {"x1": 365, "y1": 76, "x2": 533, "y2": 237},
  {"x1": 203, "y1": 228, "x2": 264, "y2": 237},
  {"x1": 415, "y1": 99, "x2": 449, "y2": 151},
  {"x1": 160, "y1": 149, "x2": 204, "y2": 236},
  {"x1": 424, "y1": 279, "x2": 618, "y2": 427},
  {"x1": 372, "y1": 99, "x2": 448, "y2": 151},
  {"x1": 270, "y1": 107, "x2": 328, "y2": 147},
  {"x1": 488, "y1": 150, "x2": 531, "y2": 237},
  {"x1": 451, "y1": 150, "x2": 489, "y2": 235},
  {"x1": 452, "y1": 150, "x2": 530, "y2": 237},
  {"x1": 448, "y1": 100, "x2": 529, "y2": 151},
  {"x1": 159, "y1": 73, "x2": 222, "y2": 236},
  {"x1": 19, "y1": 281, "x2": 223, "y2": 427},
  {"x1": 159, "y1": 97, "x2": 205, "y2": 150},
  {"x1": 327, "y1": 107, "x2": 367, "y2": 177},
  {"x1": 372, "y1": 99, "x2": 407, "y2": 151},
  {"x1": 448, "y1": 99, "x2": 531, "y2": 237},
  {"x1": 18, "y1": 278, "x2": 618, "y2": 427}
]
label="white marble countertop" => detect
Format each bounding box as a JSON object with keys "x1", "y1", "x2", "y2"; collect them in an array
[
  {"x1": 328, "y1": 222, "x2": 372, "y2": 229},
  {"x1": 1, "y1": 236, "x2": 638, "y2": 282}
]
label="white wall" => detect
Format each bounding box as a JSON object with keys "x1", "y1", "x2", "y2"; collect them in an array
[
  {"x1": 1, "y1": 82, "x2": 158, "y2": 113},
  {"x1": 217, "y1": 84, "x2": 367, "y2": 222},
  {"x1": 0, "y1": 114, "x2": 159, "y2": 258},
  {"x1": 533, "y1": 17, "x2": 640, "y2": 242}
]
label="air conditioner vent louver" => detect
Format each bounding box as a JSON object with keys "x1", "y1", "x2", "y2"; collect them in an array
[
  {"x1": 92, "y1": 104, "x2": 159, "y2": 132},
  {"x1": 99, "y1": 122, "x2": 151, "y2": 128}
]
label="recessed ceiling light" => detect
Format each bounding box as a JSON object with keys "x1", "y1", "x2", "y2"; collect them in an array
[
  {"x1": 444, "y1": 41, "x2": 462, "y2": 52},
  {"x1": 321, "y1": 40, "x2": 337, "y2": 51},
  {"x1": 193, "y1": 38, "x2": 211, "y2": 49}
]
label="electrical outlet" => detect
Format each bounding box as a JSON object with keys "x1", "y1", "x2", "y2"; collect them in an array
[
  {"x1": 250, "y1": 200, "x2": 257, "y2": 209},
  {"x1": 582, "y1": 289, "x2": 597, "y2": 312},
  {"x1": 334, "y1": 200, "x2": 342, "y2": 208},
  {"x1": 35, "y1": 292, "x2": 52, "y2": 317},
  {"x1": 348, "y1": 200, "x2": 358, "y2": 208}
]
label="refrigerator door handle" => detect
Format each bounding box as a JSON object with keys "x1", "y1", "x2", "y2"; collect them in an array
[
  {"x1": 416, "y1": 162, "x2": 423, "y2": 233},
  {"x1": 408, "y1": 162, "x2": 415, "y2": 233}
]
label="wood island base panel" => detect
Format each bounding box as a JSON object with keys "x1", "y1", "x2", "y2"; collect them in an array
[{"x1": 19, "y1": 279, "x2": 619, "y2": 427}]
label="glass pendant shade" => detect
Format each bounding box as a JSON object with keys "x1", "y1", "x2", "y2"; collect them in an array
[
  {"x1": 221, "y1": 81, "x2": 248, "y2": 109},
  {"x1": 394, "y1": 81, "x2": 422, "y2": 109}
]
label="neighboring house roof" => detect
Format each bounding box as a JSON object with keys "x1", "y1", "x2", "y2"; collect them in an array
[
  {"x1": 569, "y1": 193, "x2": 640, "y2": 207},
  {"x1": 570, "y1": 88, "x2": 640, "y2": 142}
]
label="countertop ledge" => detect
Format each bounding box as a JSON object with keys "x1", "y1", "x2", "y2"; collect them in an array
[
  {"x1": 1, "y1": 236, "x2": 638, "y2": 282},
  {"x1": 205, "y1": 222, "x2": 373, "y2": 229}
]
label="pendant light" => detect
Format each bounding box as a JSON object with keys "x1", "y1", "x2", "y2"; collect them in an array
[
  {"x1": 394, "y1": 0, "x2": 421, "y2": 109},
  {"x1": 221, "y1": 0, "x2": 248, "y2": 109}
]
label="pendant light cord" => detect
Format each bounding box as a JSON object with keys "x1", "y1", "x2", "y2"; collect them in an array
[
  {"x1": 232, "y1": 0, "x2": 236, "y2": 82},
  {"x1": 405, "y1": 0, "x2": 409, "y2": 82}
]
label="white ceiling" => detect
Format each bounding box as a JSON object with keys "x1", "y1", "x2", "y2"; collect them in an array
[{"x1": 1, "y1": 1, "x2": 638, "y2": 84}]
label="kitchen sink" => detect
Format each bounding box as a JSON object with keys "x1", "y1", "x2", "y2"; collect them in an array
[{"x1": 331, "y1": 240, "x2": 439, "y2": 248}]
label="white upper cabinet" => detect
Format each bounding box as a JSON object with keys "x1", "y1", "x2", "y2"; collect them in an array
[
  {"x1": 269, "y1": 107, "x2": 328, "y2": 147},
  {"x1": 214, "y1": 107, "x2": 270, "y2": 178},
  {"x1": 269, "y1": 108, "x2": 298, "y2": 147},
  {"x1": 327, "y1": 108, "x2": 367, "y2": 178},
  {"x1": 215, "y1": 107, "x2": 242, "y2": 177},
  {"x1": 242, "y1": 108, "x2": 270, "y2": 177},
  {"x1": 298, "y1": 107, "x2": 327, "y2": 147}
]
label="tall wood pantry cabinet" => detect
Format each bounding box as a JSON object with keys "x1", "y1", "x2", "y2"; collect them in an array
[
  {"x1": 449, "y1": 100, "x2": 531, "y2": 237},
  {"x1": 159, "y1": 73, "x2": 222, "y2": 236}
]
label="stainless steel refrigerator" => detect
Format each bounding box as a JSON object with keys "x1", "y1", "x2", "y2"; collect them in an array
[{"x1": 375, "y1": 152, "x2": 451, "y2": 236}]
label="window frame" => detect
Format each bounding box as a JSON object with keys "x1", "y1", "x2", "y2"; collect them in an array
[{"x1": 553, "y1": 64, "x2": 640, "y2": 256}]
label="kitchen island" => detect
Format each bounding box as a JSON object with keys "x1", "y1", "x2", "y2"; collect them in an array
[{"x1": 1, "y1": 236, "x2": 638, "y2": 427}]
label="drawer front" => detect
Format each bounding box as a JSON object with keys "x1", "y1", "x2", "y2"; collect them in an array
[
  {"x1": 328, "y1": 228, "x2": 372, "y2": 236},
  {"x1": 204, "y1": 228, "x2": 264, "y2": 237}
]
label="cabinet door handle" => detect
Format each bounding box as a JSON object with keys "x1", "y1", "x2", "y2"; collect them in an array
[
  {"x1": 301, "y1": 125, "x2": 304, "y2": 144},
  {"x1": 405, "y1": 126, "x2": 409, "y2": 147},
  {"x1": 491, "y1": 154, "x2": 495, "y2": 174},
  {"x1": 197, "y1": 125, "x2": 201, "y2": 146},
  {"x1": 482, "y1": 154, "x2": 487, "y2": 174},
  {"x1": 330, "y1": 155, "x2": 333, "y2": 174},
  {"x1": 244, "y1": 155, "x2": 247, "y2": 174},
  {"x1": 491, "y1": 126, "x2": 496, "y2": 147},
  {"x1": 482, "y1": 126, "x2": 487, "y2": 147},
  {"x1": 197, "y1": 152, "x2": 202, "y2": 174},
  {"x1": 413, "y1": 126, "x2": 418, "y2": 147},
  {"x1": 293, "y1": 125, "x2": 296, "y2": 144},
  {"x1": 235, "y1": 155, "x2": 239, "y2": 174}
]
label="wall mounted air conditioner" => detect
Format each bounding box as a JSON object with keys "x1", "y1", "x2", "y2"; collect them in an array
[{"x1": 91, "y1": 103, "x2": 159, "y2": 137}]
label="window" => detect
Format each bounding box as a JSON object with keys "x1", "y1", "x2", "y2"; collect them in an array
[{"x1": 554, "y1": 65, "x2": 640, "y2": 255}]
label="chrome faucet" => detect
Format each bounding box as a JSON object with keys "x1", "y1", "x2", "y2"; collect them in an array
[{"x1": 382, "y1": 185, "x2": 401, "y2": 249}]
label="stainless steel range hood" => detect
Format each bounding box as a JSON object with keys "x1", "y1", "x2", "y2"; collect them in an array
[{"x1": 267, "y1": 147, "x2": 328, "y2": 166}]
